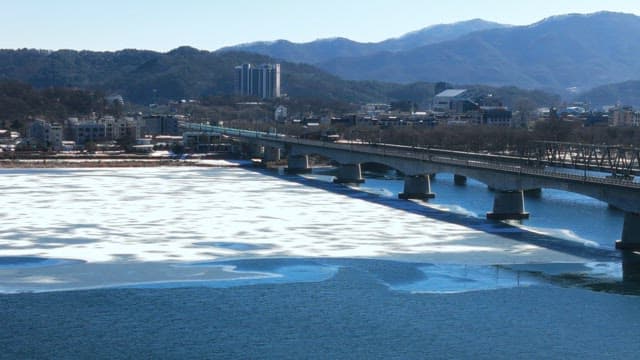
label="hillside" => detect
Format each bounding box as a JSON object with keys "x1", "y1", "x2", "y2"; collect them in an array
[
  {"x1": 0, "y1": 80, "x2": 112, "y2": 127},
  {"x1": 576, "y1": 80, "x2": 640, "y2": 108},
  {"x1": 0, "y1": 48, "x2": 559, "y2": 109},
  {"x1": 220, "y1": 19, "x2": 506, "y2": 64},
  {"x1": 318, "y1": 12, "x2": 640, "y2": 92},
  {"x1": 0, "y1": 48, "x2": 395, "y2": 104}
]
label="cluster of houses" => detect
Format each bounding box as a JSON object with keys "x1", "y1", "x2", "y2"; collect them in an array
[
  {"x1": 275, "y1": 89, "x2": 640, "y2": 130},
  {"x1": 3, "y1": 88, "x2": 639, "y2": 155},
  {"x1": 274, "y1": 89, "x2": 522, "y2": 129},
  {"x1": 0, "y1": 114, "x2": 186, "y2": 153}
]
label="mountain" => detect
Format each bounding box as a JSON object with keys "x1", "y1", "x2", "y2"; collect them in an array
[
  {"x1": 318, "y1": 12, "x2": 640, "y2": 92},
  {"x1": 576, "y1": 80, "x2": 640, "y2": 108},
  {"x1": 376, "y1": 19, "x2": 509, "y2": 52},
  {"x1": 219, "y1": 19, "x2": 507, "y2": 64},
  {"x1": 221, "y1": 38, "x2": 375, "y2": 65},
  {"x1": 0, "y1": 48, "x2": 560, "y2": 110},
  {"x1": 0, "y1": 47, "x2": 395, "y2": 104}
]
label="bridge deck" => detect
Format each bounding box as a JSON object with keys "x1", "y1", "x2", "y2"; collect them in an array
[{"x1": 180, "y1": 122, "x2": 640, "y2": 190}]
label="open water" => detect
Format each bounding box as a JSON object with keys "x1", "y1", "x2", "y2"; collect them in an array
[{"x1": 1, "y1": 166, "x2": 639, "y2": 359}]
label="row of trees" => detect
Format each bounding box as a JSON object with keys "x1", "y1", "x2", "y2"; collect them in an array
[
  {"x1": 0, "y1": 80, "x2": 126, "y2": 131},
  {"x1": 353, "y1": 121, "x2": 640, "y2": 152},
  {"x1": 220, "y1": 115, "x2": 640, "y2": 153}
]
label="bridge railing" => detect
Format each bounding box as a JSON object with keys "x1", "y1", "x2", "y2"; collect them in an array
[{"x1": 179, "y1": 122, "x2": 640, "y2": 189}]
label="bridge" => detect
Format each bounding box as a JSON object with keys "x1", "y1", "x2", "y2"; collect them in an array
[{"x1": 180, "y1": 122, "x2": 640, "y2": 250}]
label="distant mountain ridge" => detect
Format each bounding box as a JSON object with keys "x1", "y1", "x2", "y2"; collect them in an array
[
  {"x1": 0, "y1": 48, "x2": 398, "y2": 104},
  {"x1": 318, "y1": 12, "x2": 640, "y2": 92},
  {"x1": 220, "y1": 19, "x2": 507, "y2": 64},
  {"x1": 577, "y1": 80, "x2": 640, "y2": 108},
  {"x1": 0, "y1": 47, "x2": 560, "y2": 110}
]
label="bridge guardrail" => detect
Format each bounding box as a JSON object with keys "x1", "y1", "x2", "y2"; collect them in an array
[{"x1": 180, "y1": 122, "x2": 640, "y2": 189}]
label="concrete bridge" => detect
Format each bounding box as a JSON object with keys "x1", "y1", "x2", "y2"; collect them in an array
[{"x1": 180, "y1": 123, "x2": 640, "y2": 250}]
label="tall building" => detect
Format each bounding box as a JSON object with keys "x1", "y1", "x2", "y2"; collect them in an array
[
  {"x1": 258, "y1": 63, "x2": 280, "y2": 99},
  {"x1": 234, "y1": 63, "x2": 281, "y2": 99},
  {"x1": 234, "y1": 63, "x2": 253, "y2": 96}
]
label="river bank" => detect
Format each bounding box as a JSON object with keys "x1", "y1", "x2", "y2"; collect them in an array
[{"x1": 0, "y1": 157, "x2": 254, "y2": 168}]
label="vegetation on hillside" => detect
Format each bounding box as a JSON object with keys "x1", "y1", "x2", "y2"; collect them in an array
[
  {"x1": 576, "y1": 80, "x2": 640, "y2": 108},
  {"x1": 0, "y1": 80, "x2": 118, "y2": 130},
  {"x1": 0, "y1": 48, "x2": 560, "y2": 110}
]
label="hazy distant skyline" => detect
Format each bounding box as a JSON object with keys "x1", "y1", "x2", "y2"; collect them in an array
[{"x1": 2, "y1": 0, "x2": 638, "y2": 52}]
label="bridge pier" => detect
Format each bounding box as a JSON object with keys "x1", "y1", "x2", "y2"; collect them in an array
[
  {"x1": 263, "y1": 147, "x2": 281, "y2": 162},
  {"x1": 487, "y1": 190, "x2": 530, "y2": 220},
  {"x1": 285, "y1": 154, "x2": 312, "y2": 174},
  {"x1": 524, "y1": 188, "x2": 542, "y2": 198},
  {"x1": 622, "y1": 251, "x2": 640, "y2": 281},
  {"x1": 616, "y1": 212, "x2": 640, "y2": 251},
  {"x1": 399, "y1": 175, "x2": 435, "y2": 200},
  {"x1": 454, "y1": 174, "x2": 467, "y2": 186},
  {"x1": 333, "y1": 163, "x2": 365, "y2": 184},
  {"x1": 250, "y1": 144, "x2": 264, "y2": 158}
]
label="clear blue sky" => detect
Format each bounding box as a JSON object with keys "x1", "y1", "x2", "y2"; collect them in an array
[{"x1": 1, "y1": 0, "x2": 638, "y2": 51}]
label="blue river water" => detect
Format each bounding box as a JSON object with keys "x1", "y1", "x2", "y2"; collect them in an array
[{"x1": 354, "y1": 171, "x2": 624, "y2": 249}]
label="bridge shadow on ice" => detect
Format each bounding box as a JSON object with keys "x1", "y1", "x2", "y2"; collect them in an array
[
  {"x1": 278, "y1": 168, "x2": 640, "y2": 291},
  {"x1": 234, "y1": 167, "x2": 620, "y2": 261},
  {"x1": 236, "y1": 167, "x2": 640, "y2": 292}
]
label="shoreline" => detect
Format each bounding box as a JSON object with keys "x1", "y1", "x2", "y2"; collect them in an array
[{"x1": 0, "y1": 157, "x2": 254, "y2": 168}]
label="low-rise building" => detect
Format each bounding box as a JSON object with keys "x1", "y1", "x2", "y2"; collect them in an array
[
  {"x1": 361, "y1": 103, "x2": 391, "y2": 117},
  {"x1": 67, "y1": 118, "x2": 107, "y2": 145},
  {"x1": 480, "y1": 107, "x2": 513, "y2": 127},
  {"x1": 274, "y1": 105, "x2": 288, "y2": 123},
  {"x1": 143, "y1": 115, "x2": 182, "y2": 136},
  {"x1": 432, "y1": 89, "x2": 476, "y2": 113},
  {"x1": 103, "y1": 116, "x2": 138, "y2": 140},
  {"x1": 609, "y1": 107, "x2": 639, "y2": 127},
  {"x1": 66, "y1": 116, "x2": 142, "y2": 146},
  {"x1": 182, "y1": 131, "x2": 229, "y2": 153},
  {"x1": 27, "y1": 119, "x2": 63, "y2": 150}
]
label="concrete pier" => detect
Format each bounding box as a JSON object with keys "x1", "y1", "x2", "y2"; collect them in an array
[
  {"x1": 285, "y1": 155, "x2": 312, "y2": 174},
  {"x1": 524, "y1": 188, "x2": 542, "y2": 198},
  {"x1": 333, "y1": 163, "x2": 365, "y2": 184},
  {"x1": 616, "y1": 212, "x2": 640, "y2": 250},
  {"x1": 487, "y1": 190, "x2": 530, "y2": 220},
  {"x1": 250, "y1": 144, "x2": 264, "y2": 158},
  {"x1": 622, "y1": 250, "x2": 640, "y2": 281},
  {"x1": 263, "y1": 147, "x2": 281, "y2": 162},
  {"x1": 454, "y1": 174, "x2": 467, "y2": 186},
  {"x1": 399, "y1": 175, "x2": 435, "y2": 200}
]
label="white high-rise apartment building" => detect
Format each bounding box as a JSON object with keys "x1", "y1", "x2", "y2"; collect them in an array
[{"x1": 234, "y1": 63, "x2": 280, "y2": 99}]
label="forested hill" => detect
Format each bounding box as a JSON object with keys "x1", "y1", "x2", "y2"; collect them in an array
[
  {"x1": 0, "y1": 80, "x2": 112, "y2": 127},
  {"x1": 0, "y1": 48, "x2": 559, "y2": 109},
  {"x1": 0, "y1": 47, "x2": 395, "y2": 104},
  {"x1": 576, "y1": 80, "x2": 640, "y2": 108}
]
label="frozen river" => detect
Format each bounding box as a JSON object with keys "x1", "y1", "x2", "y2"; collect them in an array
[{"x1": 1, "y1": 166, "x2": 640, "y2": 358}]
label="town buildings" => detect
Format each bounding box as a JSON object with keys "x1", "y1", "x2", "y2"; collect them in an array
[
  {"x1": 432, "y1": 89, "x2": 474, "y2": 113},
  {"x1": 143, "y1": 115, "x2": 183, "y2": 136},
  {"x1": 274, "y1": 105, "x2": 288, "y2": 122},
  {"x1": 27, "y1": 119, "x2": 63, "y2": 151},
  {"x1": 609, "y1": 106, "x2": 640, "y2": 127},
  {"x1": 66, "y1": 116, "x2": 140, "y2": 145}
]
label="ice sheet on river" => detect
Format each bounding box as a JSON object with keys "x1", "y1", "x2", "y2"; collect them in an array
[{"x1": 0, "y1": 167, "x2": 622, "y2": 293}]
